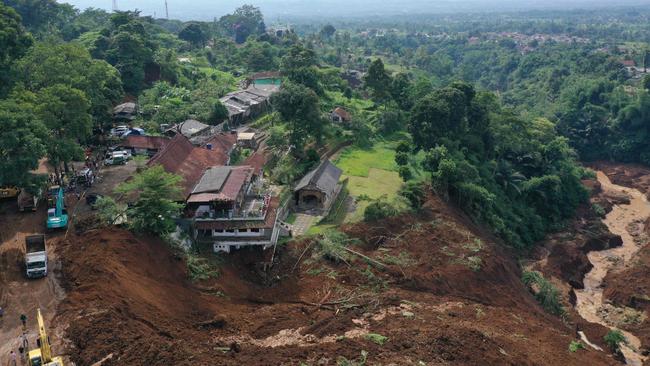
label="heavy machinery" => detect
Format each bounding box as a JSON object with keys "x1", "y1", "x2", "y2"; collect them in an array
[
  {"x1": 46, "y1": 186, "x2": 68, "y2": 230},
  {"x1": 27, "y1": 308, "x2": 64, "y2": 366},
  {"x1": 0, "y1": 186, "x2": 20, "y2": 199},
  {"x1": 24, "y1": 234, "x2": 48, "y2": 278}
]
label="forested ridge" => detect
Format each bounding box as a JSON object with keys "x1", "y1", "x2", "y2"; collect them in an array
[{"x1": 1, "y1": 0, "x2": 649, "y2": 249}]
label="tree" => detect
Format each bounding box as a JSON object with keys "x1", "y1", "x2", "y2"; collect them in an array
[
  {"x1": 0, "y1": 99, "x2": 47, "y2": 188},
  {"x1": 390, "y1": 73, "x2": 412, "y2": 110},
  {"x1": 364, "y1": 58, "x2": 392, "y2": 105},
  {"x1": 209, "y1": 101, "x2": 229, "y2": 125},
  {"x1": 17, "y1": 42, "x2": 123, "y2": 128},
  {"x1": 178, "y1": 23, "x2": 208, "y2": 47},
  {"x1": 36, "y1": 84, "x2": 92, "y2": 172},
  {"x1": 218, "y1": 5, "x2": 264, "y2": 44},
  {"x1": 271, "y1": 82, "x2": 323, "y2": 151},
  {"x1": 320, "y1": 24, "x2": 336, "y2": 38},
  {"x1": 0, "y1": 4, "x2": 32, "y2": 95},
  {"x1": 643, "y1": 75, "x2": 650, "y2": 91},
  {"x1": 280, "y1": 44, "x2": 322, "y2": 94},
  {"x1": 115, "y1": 165, "x2": 183, "y2": 235}
]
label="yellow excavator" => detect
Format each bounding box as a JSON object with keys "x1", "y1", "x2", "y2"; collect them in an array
[{"x1": 27, "y1": 308, "x2": 65, "y2": 366}]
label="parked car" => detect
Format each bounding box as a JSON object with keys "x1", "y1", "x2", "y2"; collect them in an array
[
  {"x1": 110, "y1": 125, "x2": 129, "y2": 137},
  {"x1": 104, "y1": 153, "x2": 127, "y2": 166},
  {"x1": 85, "y1": 193, "x2": 104, "y2": 209},
  {"x1": 122, "y1": 127, "x2": 146, "y2": 137}
]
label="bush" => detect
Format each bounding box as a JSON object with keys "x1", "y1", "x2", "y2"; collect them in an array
[
  {"x1": 364, "y1": 333, "x2": 389, "y2": 346},
  {"x1": 604, "y1": 329, "x2": 626, "y2": 352},
  {"x1": 364, "y1": 198, "x2": 398, "y2": 222},
  {"x1": 399, "y1": 181, "x2": 426, "y2": 210},
  {"x1": 522, "y1": 271, "x2": 565, "y2": 316},
  {"x1": 398, "y1": 166, "x2": 413, "y2": 181},
  {"x1": 569, "y1": 340, "x2": 585, "y2": 352},
  {"x1": 316, "y1": 229, "x2": 354, "y2": 263}
]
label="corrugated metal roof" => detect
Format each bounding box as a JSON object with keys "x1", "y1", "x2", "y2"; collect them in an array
[
  {"x1": 192, "y1": 166, "x2": 231, "y2": 194},
  {"x1": 294, "y1": 160, "x2": 342, "y2": 196}
]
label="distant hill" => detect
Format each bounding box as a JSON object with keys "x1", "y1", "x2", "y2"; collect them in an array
[{"x1": 59, "y1": 0, "x2": 650, "y2": 21}]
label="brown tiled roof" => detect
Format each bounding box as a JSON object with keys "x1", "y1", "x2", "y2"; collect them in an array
[
  {"x1": 622, "y1": 60, "x2": 636, "y2": 67},
  {"x1": 333, "y1": 107, "x2": 352, "y2": 121},
  {"x1": 121, "y1": 136, "x2": 170, "y2": 150},
  {"x1": 194, "y1": 197, "x2": 279, "y2": 230},
  {"x1": 147, "y1": 134, "x2": 229, "y2": 198},
  {"x1": 241, "y1": 151, "x2": 268, "y2": 176},
  {"x1": 204, "y1": 133, "x2": 237, "y2": 155},
  {"x1": 219, "y1": 166, "x2": 253, "y2": 201}
]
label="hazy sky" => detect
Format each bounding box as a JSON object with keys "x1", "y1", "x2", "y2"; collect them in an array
[{"x1": 59, "y1": 0, "x2": 650, "y2": 21}]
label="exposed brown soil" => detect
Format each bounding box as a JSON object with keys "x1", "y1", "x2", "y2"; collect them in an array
[{"x1": 54, "y1": 195, "x2": 620, "y2": 365}]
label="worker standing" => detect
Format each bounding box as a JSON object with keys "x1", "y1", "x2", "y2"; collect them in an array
[
  {"x1": 10, "y1": 350, "x2": 17, "y2": 366},
  {"x1": 19, "y1": 314, "x2": 26, "y2": 330},
  {"x1": 20, "y1": 332, "x2": 28, "y2": 349}
]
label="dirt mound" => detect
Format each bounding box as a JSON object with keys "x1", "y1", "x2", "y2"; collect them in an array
[{"x1": 56, "y1": 198, "x2": 617, "y2": 365}]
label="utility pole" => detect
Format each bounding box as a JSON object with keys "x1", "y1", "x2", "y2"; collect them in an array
[
  {"x1": 112, "y1": 0, "x2": 118, "y2": 12},
  {"x1": 165, "y1": 0, "x2": 169, "y2": 19}
]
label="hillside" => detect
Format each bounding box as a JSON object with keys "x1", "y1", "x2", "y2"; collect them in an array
[{"x1": 55, "y1": 197, "x2": 616, "y2": 365}]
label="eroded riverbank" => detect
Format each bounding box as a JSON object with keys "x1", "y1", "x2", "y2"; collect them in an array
[{"x1": 574, "y1": 172, "x2": 650, "y2": 365}]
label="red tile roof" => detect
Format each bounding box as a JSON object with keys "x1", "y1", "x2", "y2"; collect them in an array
[
  {"x1": 148, "y1": 134, "x2": 229, "y2": 198},
  {"x1": 121, "y1": 136, "x2": 170, "y2": 150},
  {"x1": 241, "y1": 151, "x2": 268, "y2": 176},
  {"x1": 622, "y1": 60, "x2": 636, "y2": 67},
  {"x1": 204, "y1": 133, "x2": 237, "y2": 156},
  {"x1": 333, "y1": 107, "x2": 352, "y2": 121}
]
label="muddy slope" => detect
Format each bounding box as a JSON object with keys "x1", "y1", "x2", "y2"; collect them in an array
[
  {"x1": 56, "y1": 198, "x2": 616, "y2": 365},
  {"x1": 592, "y1": 163, "x2": 650, "y2": 364}
]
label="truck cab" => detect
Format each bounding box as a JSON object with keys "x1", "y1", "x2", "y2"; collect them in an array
[{"x1": 25, "y1": 235, "x2": 48, "y2": 279}]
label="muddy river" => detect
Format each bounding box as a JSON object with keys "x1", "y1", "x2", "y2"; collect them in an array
[{"x1": 574, "y1": 172, "x2": 650, "y2": 365}]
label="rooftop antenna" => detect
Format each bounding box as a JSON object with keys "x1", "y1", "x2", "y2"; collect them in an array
[
  {"x1": 112, "y1": 0, "x2": 118, "y2": 11},
  {"x1": 165, "y1": 0, "x2": 169, "y2": 19}
]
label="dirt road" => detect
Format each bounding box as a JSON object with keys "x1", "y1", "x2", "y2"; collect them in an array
[{"x1": 0, "y1": 199, "x2": 66, "y2": 364}]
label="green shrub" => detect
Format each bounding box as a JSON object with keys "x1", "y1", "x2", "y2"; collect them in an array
[
  {"x1": 604, "y1": 329, "x2": 626, "y2": 352},
  {"x1": 522, "y1": 271, "x2": 565, "y2": 316},
  {"x1": 364, "y1": 333, "x2": 389, "y2": 346},
  {"x1": 364, "y1": 198, "x2": 399, "y2": 222},
  {"x1": 592, "y1": 203, "x2": 606, "y2": 217},
  {"x1": 399, "y1": 181, "x2": 426, "y2": 210},
  {"x1": 569, "y1": 340, "x2": 585, "y2": 352},
  {"x1": 316, "y1": 230, "x2": 354, "y2": 263}
]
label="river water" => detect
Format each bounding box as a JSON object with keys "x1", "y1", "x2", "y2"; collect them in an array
[{"x1": 574, "y1": 172, "x2": 650, "y2": 366}]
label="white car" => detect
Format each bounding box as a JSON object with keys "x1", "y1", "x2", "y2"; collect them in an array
[{"x1": 110, "y1": 125, "x2": 129, "y2": 137}]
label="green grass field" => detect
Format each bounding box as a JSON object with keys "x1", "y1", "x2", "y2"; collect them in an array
[{"x1": 334, "y1": 141, "x2": 399, "y2": 177}]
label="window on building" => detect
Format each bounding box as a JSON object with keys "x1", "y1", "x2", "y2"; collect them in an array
[{"x1": 250, "y1": 228, "x2": 260, "y2": 233}]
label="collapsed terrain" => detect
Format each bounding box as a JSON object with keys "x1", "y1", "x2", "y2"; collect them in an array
[{"x1": 54, "y1": 195, "x2": 619, "y2": 365}]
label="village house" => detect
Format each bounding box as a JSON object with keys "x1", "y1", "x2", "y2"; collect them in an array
[
  {"x1": 119, "y1": 135, "x2": 170, "y2": 157},
  {"x1": 186, "y1": 165, "x2": 283, "y2": 253},
  {"x1": 147, "y1": 134, "x2": 231, "y2": 199},
  {"x1": 113, "y1": 102, "x2": 137, "y2": 122},
  {"x1": 237, "y1": 132, "x2": 258, "y2": 149},
  {"x1": 330, "y1": 107, "x2": 352, "y2": 123},
  {"x1": 220, "y1": 87, "x2": 275, "y2": 126},
  {"x1": 294, "y1": 160, "x2": 342, "y2": 212},
  {"x1": 164, "y1": 119, "x2": 212, "y2": 139}
]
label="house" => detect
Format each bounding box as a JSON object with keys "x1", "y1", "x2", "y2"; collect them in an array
[
  {"x1": 204, "y1": 132, "x2": 238, "y2": 161},
  {"x1": 147, "y1": 134, "x2": 231, "y2": 198},
  {"x1": 622, "y1": 59, "x2": 636, "y2": 68},
  {"x1": 119, "y1": 135, "x2": 170, "y2": 156},
  {"x1": 294, "y1": 160, "x2": 342, "y2": 211},
  {"x1": 330, "y1": 107, "x2": 352, "y2": 123},
  {"x1": 220, "y1": 87, "x2": 275, "y2": 125},
  {"x1": 267, "y1": 25, "x2": 292, "y2": 38},
  {"x1": 164, "y1": 119, "x2": 211, "y2": 139},
  {"x1": 186, "y1": 166, "x2": 283, "y2": 253},
  {"x1": 341, "y1": 69, "x2": 364, "y2": 89},
  {"x1": 113, "y1": 102, "x2": 137, "y2": 122},
  {"x1": 237, "y1": 132, "x2": 258, "y2": 149}
]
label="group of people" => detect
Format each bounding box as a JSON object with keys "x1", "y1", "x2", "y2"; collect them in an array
[{"x1": 6, "y1": 314, "x2": 30, "y2": 366}]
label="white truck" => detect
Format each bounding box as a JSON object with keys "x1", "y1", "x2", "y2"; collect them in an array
[{"x1": 25, "y1": 235, "x2": 48, "y2": 279}]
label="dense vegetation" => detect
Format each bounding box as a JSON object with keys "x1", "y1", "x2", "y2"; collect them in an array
[{"x1": 1, "y1": 0, "x2": 649, "y2": 248}]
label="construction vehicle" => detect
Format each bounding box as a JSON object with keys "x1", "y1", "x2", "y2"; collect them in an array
[
  {"x1": 18, "y1": 188, "x2": 41, "y2": 212},
  {"x1": 46, "y1": 187, "x2": 68, "y2": 230},
  {"x1": 25, "y1": 234, "x2": 48, "y2": 278},
  {"x1": 27, "y1": 308, "x2": 65, "y2": 366},
  {"x1": 0, "y1": 186, "x2": 20, "y2": 199}
]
